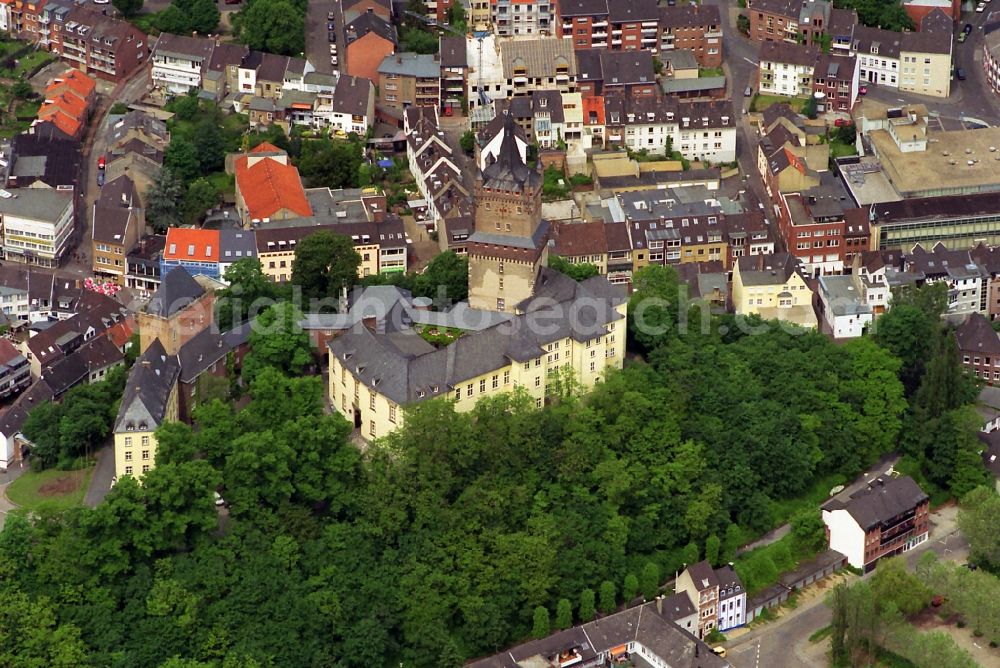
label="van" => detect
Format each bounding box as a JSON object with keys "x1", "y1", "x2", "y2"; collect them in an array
[{"x1": 744, "y1": 86, "x2": 753, "y2": 97}]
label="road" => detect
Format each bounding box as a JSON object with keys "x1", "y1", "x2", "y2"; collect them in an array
[
  {"x1": 0, "y1": 461, "x2": 28, "y2": 532},
  {"x1": 305, "y1": 0, "x2": 342, "y2": 75},
  {"x1": 725, "y1": 508, "x2": 970, "y2": 668},
  {"x1": 83, "y1": 445, "x2": 116, "y2": 508}
]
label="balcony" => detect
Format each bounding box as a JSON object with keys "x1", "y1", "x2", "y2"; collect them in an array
[
  {"x1": 592, "y1": 30, "x2": 607, "y2": 38},
  {"x1": 593, "y1": 20, "x2": 607, "y2": 27}
]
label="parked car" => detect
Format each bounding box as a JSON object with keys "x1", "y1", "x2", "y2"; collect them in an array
[
  {"x1": 977, "y1": 2, "x2": 986, "y2": 12},
  {"x1": 712, "y1": 647, "x2": 727, "y2": 658},
  {"x1": 214, "y1": 492, "x2": 226, "y2": 507},
  {"x1": 97, "y1": 171, "x2": 105, "y2": 187},
  {"x1": 327, "y1": 21, "x2": 334, "y2": 30},
  {"x1": 957, "y1": 67, "x2": 967, "y2": 80},
  {"x1": 958, "y1": 31, "x2": 968, "y2": 43},
  {"x1": 330, "y1": 44, "x2": 337, "y2": 53},
  {"x1": 858, "y1": 85, "x2": 868, "y2": 95},
  {"x1": 965, "y1": 22, "x2": 974, "y2": 33},
  {"x1": 834, "y1": 118, "x2": 851, "y2": 127},
  {"x1": 97, "y1": 155, "x2": 106, "y2": 169},
  {"x1": 331, "y1": 56, "x2": 338, "y2": 66},
  {"x1": 328, "y1": 10, "x2": 335, "y2": 19},
  {"x1": 328, "y1": 31, "x2": 336, "y2": 41}
]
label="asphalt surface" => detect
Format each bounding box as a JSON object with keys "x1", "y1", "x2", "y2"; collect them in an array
[
  {"x1": 306, "y1": 0, "x2": 343, "y2": 75},
  {"x1": 83, "y1": 445, "x2": 116, "y2": 508}
]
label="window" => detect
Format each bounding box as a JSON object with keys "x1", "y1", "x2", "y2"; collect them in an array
[
  {"x1": 492, "y1": 374, "x2": 499, "y2": 389},
  {"x1": 142, "y1": 450, "x2": 149, "y2": 460},
  {"x1": 125, "y1": 451, "x2": 132, "y2": 461},
  {"x1": 504, "y1": 370, "x2": 510, "y2": 384},
  {"x1": 389, "y1": 404, "x2": 397, "y2": 423},
  {"x1": 125, "y1": 466, "x2": 133, "y2": 475},
  {"x1": 480, "y1": 379, "x2": 486, "y2": 393},
  {"x1": 535, "y1": 376, "x2": 541, "y2": 387},
  {"x1": 455, "y1": 388, "x2": 461, "y2": 401},
  {"x1": 467, "y1": 384, "x2": 473, "y2": 397},
  {"x1": 124, "y1": 436, "x2": 132, "y2": 447},
  {"x1": 141, "y1": 435, "x2": 149, "y2": 446},
  {"x1": 142, "y1": 465, "x2": 150, "y2": 473},
  {"x1": 369, "y1": 421, "x2": 376, "y2": 437}
]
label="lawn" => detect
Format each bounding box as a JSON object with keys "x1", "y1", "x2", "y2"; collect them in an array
[
  {"x1": 699, "y1": 67, "x2": 724, "y2": 78},
  {"x1": 829, "y1": 139, "x2": 858, "y2": 159},
  {"x1": 768, "y1": 471, "x2": 846, "y2": 528},
  {"x1": 205, "y1": 170, "x2": 236, "y2": 196},
  {"x1": 0, "y1": 49, "x2": 56, "y2": 79},
  {"x1": 6, "y1": 466, "x2": 93, "y2": 512},
  {"x1": 751, "y1": 94, "x2": 809, "y2": 114}
]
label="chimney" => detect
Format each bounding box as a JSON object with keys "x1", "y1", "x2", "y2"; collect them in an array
[
  {"x1": 141, "y1": 360, "x2": 150, "y2": 368},
  {"x1": 656, "y1": 595, "x2": 663, "y2": 615}
]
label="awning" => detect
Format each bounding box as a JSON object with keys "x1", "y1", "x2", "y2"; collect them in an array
[{"x1": 610, "y1": 644, "x2": 627, "y2": 658}]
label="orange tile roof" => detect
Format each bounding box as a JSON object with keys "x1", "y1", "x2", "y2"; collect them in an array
[
  {"x1": 46, "y1": 69, "x2": 95, "y2": 99},
  {"x1": 42, "y1": 91, "x2": 88, "y2": 119},
  {"x1": 583, "y1": 95, "x2": 605, "y2": 126},
  {"x1": 235, "y1": 156, "x2": 312, "y2": 222},
  {"x1": 251, "y1": 141, "x2": 284, "y2": 154},
  {"x1": 36, "y1": 110, "x2": 81, "y2": 138},
  {"x1": 107, "y1": 319, "x2": 135, "y2": 349},
  {"x1": 163, "y1": 228, "x2": 221, "y2": 263}
]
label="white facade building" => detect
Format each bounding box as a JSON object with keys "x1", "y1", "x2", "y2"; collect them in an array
[
  {"x1": 149, "y1": 34, "x2": 214, "y2": 94},
  {"x1": 817, "y1": 272, "x2": 890, "y2": 338},
  {"x1": 0, "y1": 189, "x2": 74, "y2": 268}
]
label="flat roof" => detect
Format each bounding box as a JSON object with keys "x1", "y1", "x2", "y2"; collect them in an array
[
  {"x1": 870, "y1": 127, "x2": 1000, "y2": 197},
  {"x1": 838, "y1": 156, "x2": 903, "y2": 206}
]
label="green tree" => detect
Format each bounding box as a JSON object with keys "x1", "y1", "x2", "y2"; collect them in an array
[
  {"x1": 872, "y1": 304, "x2": 936, "y2": 395},
  {"x1": 166, "y1": 92, "x2": 199, "y2": 122},
  {"x1": 870, "y1": 557, "x2": 931, "y2": 616},
  {"x1": 291, "y1": 230, "x2": 361, "y2": 303},
  {"x1": 957, "y1": 486, "x2": 1000, "y2": 569},
  {"x1": 180, "y1": 0, "x2": 221, "y2": 34},
  {"x1": 790, "y1": 509, "x2": 826, "y2": 554},
  {"x1": 181, "y1": 178, "x2": 220, "y2": 226},
  {"x1": 683, "y1": 542, "x2": 700, "y2": 566},
  {"x1": 216, "y1": 259, "x2": 282, "y2": 330},
  {"x1": 628, "y1": 264, "x2": 685, "y2": 353},
  {"x1": 109, "y1": 101, "x2": 130, "y2": 115},
  {"x1": 531, "y1": 606, "x2": 549, "y2": 638},
  {"x1": 549, "y1": 255, "x2": 600, "y2": 282},
  {"x1": 146, "y1": 168, "x2": 185, "y2": 232},
  {"x1": 164, "y1": 137, "x2": 201, "y2": 184},
  {"x1": 192, "y1": 120, "x2": 225, "y2": 173},
  {"x1": 578, "y1": 588, "x2": 595, "y2": 622},
  {"x1": 640, "y1": 562, "x2": 660, "y2": 601},
  {"x1": 722, "y1": 524, "x2": 742, "y2": 563},
  {"x1": 111, "y1": 0, "x2": 142, "y2": 15},
  {"x1": 705, "y1": 534, "x2": 721, "y2": 566},
  {"x1": 623, "y1": 573, "x2": 639, "y2": 602},
  {"x1": 297, "y1": 138, "x2": 364, "y2": 188},
  {"x1": 410, "y1": 250, "x2": 469, "y2": 305},
  {"x1": 599, "y1": 580, "x2": 616, "y2": 613},
  {"x1": 235, "y1": 0, "x2": 305, "y2": 55},
  {"x1": 460, "y1": 130, "x2": 475, "y2": 154},
  {"x1": 399, "y1": 27, "x2": 439, "y2": 54},
  {"x1": 555, "y1": 598, "x2": 573, "y2": 630},
  {"x1": 242, "y1": 302, "x2": 313, "y2": 383}
]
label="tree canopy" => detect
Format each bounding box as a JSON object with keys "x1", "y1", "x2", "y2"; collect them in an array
[
  {"x1": 290, "y1": 230, "x2": 361, "y2": 304},
  {"x1": 233, "y1": 0, "x2": 305, "y2": 56}
]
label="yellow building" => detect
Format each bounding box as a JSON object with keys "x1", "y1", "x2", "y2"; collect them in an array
[
  {"x1": 732, "y1": 253, "x2": 817, "y2": 328},
  {"x1": 113, "y1": 338, "x2": 180, "y2": 481},
  {"x1": 328, "y1": 268, "x2": 627, "y2": 440}
]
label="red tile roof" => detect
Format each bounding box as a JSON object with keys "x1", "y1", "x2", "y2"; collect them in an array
[
  {"x1": 583, "y1": 95, "x2": 605, "y2": 126},
  {"x1": 163, "y1": 228, "x2": 221, "y2": 262},
  {"x1": 45, "y1": 69, "x2": 95, "y2": 99},
  {"x1": 107, "y1": 318, "x2": 135, "y2": 349},
  {"x1": 36, "y1": 109, "x2": 81, "y2": 138},
  {"x1": 251, "y1": 141, "x2": 283, "y2": 154},
  {"x1": 235, "y1": 156, "x2": 312, "y2": 222},
  {"x1": 0, "y1": 338, "x2": 21, "y2": 366}
]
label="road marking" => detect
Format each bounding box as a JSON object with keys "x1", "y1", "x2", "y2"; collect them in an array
[
  {"x1": 744, "y1": 57, "x2": 758, "y2": 66},
  {"x1": 755, "y1": 640, "x2": 761, "y2": 668}
]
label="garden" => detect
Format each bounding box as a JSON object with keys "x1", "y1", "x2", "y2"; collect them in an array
[{"x1": 5, "y1": 466, "x2": 94, "y2": 512}]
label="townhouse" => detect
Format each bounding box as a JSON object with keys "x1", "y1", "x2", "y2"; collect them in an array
[
  {"x1": 500, "y1": 37, "x2": 577, "y2": 99},
  {"x1": 328, "y1": 75, "x2": 375, "y2": 136},
  {"x1": 104, "y1": 110, "x2": 169, "y2": 200},
  {"x1": 91, "y1": 174, "x2": 142, "y2": 283},
  {"x1": 439, "y1": 36, "x2": 467, "y2": 114},
  {"x1": 758, "y1": 41, "x2": 821, "y2": 97},
  {"x1": 748, "y1": 0, "x2": 831, "y2": 46},
  {"x1": 0, "y1": 380, "x2": 54, "y2": 470},
  {"x1": 905, "y1": 242, "x2": 988, "y2": 315},
  {"x1": 817, "y1": 270, "x2": 890, "y2": 338},
  {"x1": 378, "y1": 53, "x2": 440, "y2": 110},
  {"x1": 550, "y1": 221, "x2": 609, "y2": 273},
  {"x1": 113, "y1": 338, "x2": 180, "y2": 481},
  {"x1": 659, "y1": 3, "x2": 724, "y2": 68},
  {"x1": 41, "y1": 333, "x2": 124, "y2": 397},
  {"x1": 125, "y1": 235, "x2": 165, "y2": 299},
  {"x1": 557, "y1": 0, "x2": 659, "y2": 51},
  {"x1": 675, "y1": 561, "x2": 747, "y2": 637},
  {"x1": 955, "y1": 312, "x2": 1000, "y2": 384},
  {"x1": 176, "y1": 323, "x2": 250, "y2": 421},
  {"x1": 7, "y1": 125, "x2": 81, "y2": 191},
  {"x1": 0, "y1": 338, "x2": 31, "y2": 401},
  {"x1": 404, "y1": 106, "x2": 471, "y2": 235},
  {"x1": 851, "y1": 11, "x2": 952, "y2": 98},
  {"x1": 971, "y1": 242, "x2": 1000, "y2": 321},
  {"x1": 758, "y1": 122, "x2": 825, "y2": 199},
  {"x1": 822, "y1": 476, "x2": 929, "y2": 572},
  {"x1": 343, "y1": 13, "x2": 397, "y2": 83},
  {"x1": 233, "y1": 142, "x2": 312, "y2": 227},
  {"x1": 32, "y1": 2, "x2": 147, "y2": 83},
  {"x1": 777, "y1": 184, "x2": 856, "y2": 276},
  {"x1": 468, "y1": 598, "x2": 726, "y2": 668},
  {"x1": 603, "y1": 93, "x2": 737, "y2": 164},
  {"x1": 575, "y1": 49, "x2": 658, "y2": 98},
  {"x1": 150, "y1": 32, "x2": 216, "y2": 94},
  {"x1": 732, "y1": 252, "x2": 818, "y2": 328},
  {"x1": 23, "y1": 290, "x2": 130, "y2": 376},
  {"x1": 329, "y1": 269, "x2": 625, "y2": 441},
  {"x1": 811, "y1": 52, "x2": 859, "y2": 113},
  {"x1": 34, "y1": 69, "x2": 95, "y2": 140},
  {"x1": 491, "y1": 0, "x2": 553, "y2": 37}
]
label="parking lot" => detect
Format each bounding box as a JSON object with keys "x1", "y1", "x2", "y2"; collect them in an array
[
  {"x1": 927, "y1": 114, "x2": 992, "y2": 132},
  {"x1": 305, "y1": 0, "x2": 344, "y2": 75}
]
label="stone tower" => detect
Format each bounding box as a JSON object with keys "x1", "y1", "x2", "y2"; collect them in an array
[{"x1": 467, "y1": 112, "x2": 549, "y2": 312}]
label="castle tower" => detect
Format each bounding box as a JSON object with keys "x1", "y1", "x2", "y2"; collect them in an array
[{"x1": 467, "y1": 112, "x2": 549, "y2": 312}]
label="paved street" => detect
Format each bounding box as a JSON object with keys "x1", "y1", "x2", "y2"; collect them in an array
[
  {"x1": 0, "y1": 461, "x2": 28, "y2": 532},
  {"x1": 83, "y1": 445, "x2": 116, "y2": 508},
  {"x1": 306, "y1": 0, "x2": 343, "y2": 75},
  {"x1": 725, "y1": 506, "x2": 970, "y2": 668}
]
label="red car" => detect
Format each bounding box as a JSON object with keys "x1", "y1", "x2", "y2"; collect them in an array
[
  {"x1": 858, "y1": 85, "x2": 868, "y2": 95},
  {"x1": 97, "y1": 155, "x2": 106, "y2": 169},
  {"x1": 834, "y1": 118, "x2": 851, "y2": 127}
]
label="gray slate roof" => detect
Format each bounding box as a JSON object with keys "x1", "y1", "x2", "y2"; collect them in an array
[
  {"x1": 378, "y1": 52, "x2": 440, "y2": 78},
  {"x1": 177, "y1": 322, "x2": 251, "y2": 384},
  {"x1": 146, "y1": 266, "x2": 206, "y2": 318},
  {"x1": 114, "y1": 338, "x2": 180, "y2": 433},
  {"x1": 822, "y1": 476, "x2": 928, "y2": 531},
  {"x1": 0, "y1": 188, "x2": 72, "y2": 222}
]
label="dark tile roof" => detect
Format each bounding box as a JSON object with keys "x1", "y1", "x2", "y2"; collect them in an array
[
  {"x1": 978, "y1": 431, "x2": 1000, "y2": 478},
  {"x1": 604, "y1": 221, "x2": 632, "y2": 252},
  {"x1": 609, "y1": 0, "x2": 658, "y2": 22},
  {"x1": 27, "y1": 291, "x2": 127, "y2": 366},
  {"x1": 749, "y1": 0, "x2": 802, "y2": 19},
  {"x1": 955, "y1": 313, "x2": 1000, "y2": 356},
  {"x1": 345, "y1": 13, "x2": 397, "y2": 45},
  {"x1": 177, "y1": 321, "x2": 251, "y2": 384},
  {"x1": 114, "y1": 339, "x2": 180, "y2": 433},
  {"x1": 330, "y1": 75, "x2": 372, "y2": 116},
  {"x1": 737, "y1": 252, "x2": 803, "y2": 286},
  {"x1": 715, "y1": 564, "x2": 745, "y2": 597},
  {"x1": 9, "y1": 130, "x2": 81, "y2": 189},
  {"x1": 93, "y1": 174, "x2": 140, "y2": 246},
  {"x1": 551, "y1": 221, "x2": 608, "y2": 257},
  {"x1": 871, "y1": 193, "x2": 1000, "y2": 225},
  {"x1": 558, "y1": 0, "x2": 609, "y2": 17},
  {"x1": 759, "y1": 40, "x2": 822, "y2": 66},
  {"x1": 656, "y1": 592, "x2": 697, "y2": 623},
  {"x1": 439, "y1": 36, "x2": 467, "y2": 68},
  {"x1": 256, "y1": 52, "x2": 290, "y2": 82},
  {"x1": 660, "y1": 2, "x2": 722, "y2": 28},
  {"x1": 42, "y1": 335, "x2": 123, "y2": 397},
  {"x1": 530, "y1": 90, "x2": 565, "y2": 123},
  {"x1": 686, "y1": 560, "x2": 719, "y2": 591},
  {"x1": 146, "y1": 266, "x2": 206, "y2": 319},
  {"x1": 576, "y1": 48, "x2": 603, "y2": 84},
  {"x1": 152, "y1": 32, "x2": 215, "y2": 61},
  {"x1": 600, "y1": 50, "x2": 656, "y2": 86},
  {"x1": 0, "y1": 379, "x2": 53, "y2": 437},
  {"x1": 207, "y1": 42, "x2": 249, "y2": 72},
  {"x1": 481, "y1": 111, "x2": 542, "y2": 192},
  {"x1": 822, "y1": 476, "x2": 928, "y2": 531}
]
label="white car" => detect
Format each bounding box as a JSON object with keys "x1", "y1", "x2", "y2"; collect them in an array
[
  {"x1": 92, "y1": 0, "x2": 110, "y2": 4},
  {"x1": 977, "y1": 2, "x2": 987, "y2": 11},
  {"x1": 214, "y1": 492, "x2": 226, "y2": 507}
]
